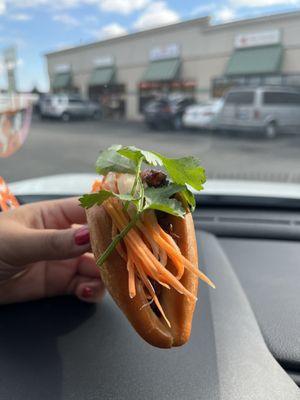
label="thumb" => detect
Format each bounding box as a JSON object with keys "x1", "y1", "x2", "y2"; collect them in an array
[{"x1": 15, "y1": 225, "x2": 91, "y2": 265}]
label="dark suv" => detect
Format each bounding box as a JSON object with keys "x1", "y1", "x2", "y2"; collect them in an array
[{"x1": 143, "y1": 96, "x2": 195, "y2": 130}]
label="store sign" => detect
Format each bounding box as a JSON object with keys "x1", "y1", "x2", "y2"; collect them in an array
[
  {"x1": 55, "y1": 64, "x2": 71, "y2": 73},
  {"x1": 94, "y1": 56, "x2": 114, "y2": 67},
  {"x1": 149, "y1": 44, "x2": 180, "y2": 61},
  {"x1": 235, "y1": 30, "x2": 280, "y2": 49}
]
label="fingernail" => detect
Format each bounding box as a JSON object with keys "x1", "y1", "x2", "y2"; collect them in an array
[
  {"x1": 82, "y1": 287, "x2": 93, "y2": 298},
  {"x1": 74, "y1": 226, "x2": 90, "y2": 246}
]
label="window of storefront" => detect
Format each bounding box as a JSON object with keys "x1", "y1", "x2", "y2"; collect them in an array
[
  {"x1": 138, "y1": 81, "x2": 196, "y2": 113},
  {"x1": 138, "y1": 44, "x2": 195, "y2": 113},
  {"x1": 284, "y1": 75, "x2": 300, "y2": 87},
  {"x1": 88, "y1": 59, "x2": 126, "y2": 118},
  {"x1": 212, "y1": 74, "x2": 300, "y2": 98},
  {"x1": 89, "y1": 83, "x2": 126, "y2": 118},
  {"x1": 263, "y1": 75, "x2": 282, "y2": 85}
]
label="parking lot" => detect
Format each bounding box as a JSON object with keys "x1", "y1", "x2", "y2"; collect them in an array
[{"x1": 1, "y1": 118, "x2": 300, "y2": 184}]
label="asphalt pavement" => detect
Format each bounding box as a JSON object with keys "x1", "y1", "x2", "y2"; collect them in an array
[{"x1": 1, "y1": 117, "x2": 300, "y2": 183}]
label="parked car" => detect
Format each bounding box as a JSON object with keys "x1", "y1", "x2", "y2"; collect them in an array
[
  {"x1": 215, "y1": 86, "x2": 300, "y2": 138},
  {"x1": 40, "y1": 95, "x2": 102, "y2": 121},
  {"x1": 183, "y1": 99, "x2": 224, "y2": 130},
  {"x1": 143, "y1": 96, "x2": 195, "y2": 130}
]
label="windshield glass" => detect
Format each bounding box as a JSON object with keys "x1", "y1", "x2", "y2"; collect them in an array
[{"x1": 0, "y1": 1, "x2": 299, "y2": 193}]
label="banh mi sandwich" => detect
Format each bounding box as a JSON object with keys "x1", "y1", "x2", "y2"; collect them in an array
[{"x1": 80, "y1": 145, "x2": 215, "y2": 348}]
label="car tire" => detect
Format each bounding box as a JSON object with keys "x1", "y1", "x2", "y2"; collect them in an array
[
  {"x1": 265, "y1": 122, "x2": 277, "y2": 139},
  {"x1": 61, "y1": 112, "x2": 70, "y2": 122},
  {"x1": 173, "y1": 115, "x2": 183, "y2": 131}
]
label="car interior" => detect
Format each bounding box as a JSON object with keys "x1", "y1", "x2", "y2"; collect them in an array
[
  {"x1": 1, "y1": 2, "x2": 300, "y2": 399},
  {"x1": 1, "y1": 192, "x2": 298, "y2": 399}
]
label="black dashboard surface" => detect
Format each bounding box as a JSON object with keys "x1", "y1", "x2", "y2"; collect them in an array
[
  {"x1": 221, "y1": 238, "x2": 300, "y2": 375},
  {"x1": 0, "y1": 197, "x2": 299, "y2": 399},
  {"x1": 0, "y1": 232, "x2": 299, "y2": 399}
]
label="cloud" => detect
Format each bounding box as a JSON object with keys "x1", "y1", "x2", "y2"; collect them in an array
[
  {"x1": 53, "y1": 13, "x2": 80, "y2": 27},
  {"x1": 90, "y1": 23, "x2": 128, "y2": 39},
  {"x1": 9, "y1": 0, "x2": 82, "y2": 8},
  {"x1": 230, "y1": 0, "x2": 300, "y2": 6},
  {"x1": 190, "y1": 3, "x2": 216, "y2": 16},
  {"x1": 7, "y1": 0, "x2": 148, "y2": 13},
  {"x1": 99, "y1": 0, "x2": 149, "y2": 15},
  {"x1": 9, "y1": 13, "x2": 32, "y2": 21},
  {"x1": 134, "y1": 1, "x2": 180, "y2": 30},
  {"x1": 84, "y1": 15, "x2": 98, "y2": 23},
  {"x1": 214, "y1": 7, "x2": 236, "y2": 22},
  {"x1": 0, "y1": 0, "x2": 5, "y2": 14}
]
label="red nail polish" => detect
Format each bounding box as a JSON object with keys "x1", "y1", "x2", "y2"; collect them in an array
[
  {"x1": 82, "y1": 287, "x2": 93, "y2": 298},
  {"x1": 74, "y1": 227, "x2": 90, "y2": 246}
]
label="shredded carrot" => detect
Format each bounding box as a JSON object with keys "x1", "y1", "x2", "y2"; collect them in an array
[
  {"x1": 127, "y1": 256, "x2": 136, "y2": 299},
  {"x1": 136, "y1": 220, "x2": 160, "y2": 259},
  {"x1": 134, "y1": 260, "x2": 171, "y2": 327},
  {"x1": 142, "y1": 211, "x2": 185, "y2": 279},
  {"x1": 92, "y1": 173, "x2": 215, "y2": 328},
  {"x1": 143, "y1": 210, "x2": 215, "y2": 288},
  {"x1": 104, "y1": 200, "x2": 197, "y2": 300}
]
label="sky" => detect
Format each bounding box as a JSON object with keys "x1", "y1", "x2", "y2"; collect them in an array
[{"x1": 0, "y1": 0, "x2": 300, "y2": 92}]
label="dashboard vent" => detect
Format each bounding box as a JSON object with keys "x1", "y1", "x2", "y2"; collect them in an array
[
  {"x1": 208, "y1": 172, "x2": 300, "y2": 184},
  {"x1": 193, "y1": 210, "x2": 300, "y2": 240}
]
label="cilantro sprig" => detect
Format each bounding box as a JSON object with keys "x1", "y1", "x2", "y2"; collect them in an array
[{"x1": 79, "y1": 145, "x2": 206, "y2": 267}]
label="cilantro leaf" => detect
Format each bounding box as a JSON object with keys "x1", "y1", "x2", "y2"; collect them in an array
[
  {"x1": 117, "y1": 146, "x2": 162, "y2": 166},
  {"x1": 144, "y1": 184, "x2": 186, "y2": 218},
  {"x1": 79, "y1": 190, "x2": 136, "y2": 209},
  {"x1": 95, "y1": 146, "x2": 136, "y2": 175},
  {"x1": 116, "y1": 145, "x2": 206, "y2": 191},
  {"x1": 180, "y1": 188, "x2": 196, "y2": 212},
  {"x1": 84, "y1": 145, "x2": 207, "y2": 266},
  {"x1": 154, "y1": 154, "x2": 206, "y2": 191}
]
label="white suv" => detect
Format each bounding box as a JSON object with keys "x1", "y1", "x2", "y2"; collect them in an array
[
  {"x1": 216, "y1": 86, "x2": 300, "y2": 138},
  {"x1": 40, "y1": 95, "x2": 102, "y2": 121}
]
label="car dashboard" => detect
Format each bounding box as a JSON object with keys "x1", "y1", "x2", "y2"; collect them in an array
[{"x1": 0, "y1": 195, "x2": 299, "y2": 400}]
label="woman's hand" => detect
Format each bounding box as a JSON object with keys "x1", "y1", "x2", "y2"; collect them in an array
[{"x1": 0, "y1": 198, "x2": 104, "y2": 305}]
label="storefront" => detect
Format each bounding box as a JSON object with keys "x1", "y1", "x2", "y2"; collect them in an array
[
  {"x1": 138, "y1": 44, "x2": 196, "y2": 112},
  {"x1": 51, "y1": 64, "x2": 77, "y2": 94},
  {"x1": 88, "y1": 56, "x2": 126, "y2": 118},
  {"x1": 212, "y1": 30, "x2": 289, "y2": 97},
  {"x1": 46, "y1": 11, "x2": 300, "y2": 120}
]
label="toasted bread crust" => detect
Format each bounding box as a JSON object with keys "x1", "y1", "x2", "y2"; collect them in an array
[{"x1": 86, "y1": 206, "x2": 198, "y2": 348}]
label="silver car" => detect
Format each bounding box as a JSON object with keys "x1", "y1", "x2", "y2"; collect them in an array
[
  {"x1": 40, "y1": 95, "x2": 102, "y2": 122},
  {"x1": 216, "y1": 86, "x2": 300, "y2": 138}
]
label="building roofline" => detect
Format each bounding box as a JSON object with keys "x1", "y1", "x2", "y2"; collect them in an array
[
  {"x1": 205, "y1": 9, "x2": 300, "y2": 32},
  {"x1": 45, "y1": 16, "x2": 210, "y2": 57},
  {"x1": 45, "y1": 8, "x2": 300, "y2": 58}
]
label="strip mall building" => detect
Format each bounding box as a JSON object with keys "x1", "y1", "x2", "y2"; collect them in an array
[{"x1": 46, "y1": 10, "x2": 300, "y2": 120}]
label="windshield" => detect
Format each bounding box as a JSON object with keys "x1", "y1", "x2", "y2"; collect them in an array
[{"x1": 0, "y1": 1, "x2": 300, "y2": 194}]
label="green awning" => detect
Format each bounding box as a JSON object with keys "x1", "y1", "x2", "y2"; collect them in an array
[
  {"x1": 52, "y1": 72, "x2": 72, "y2": 90},
  {"x1": 89, "y1": 67, "x2": 115, "y2": 86},
  {"x1": 226, "y1": 45, "x2": 283, "y2": 76},
  {"x1": 143, "y1": 58, "x2": 180, "y2": 81}
]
